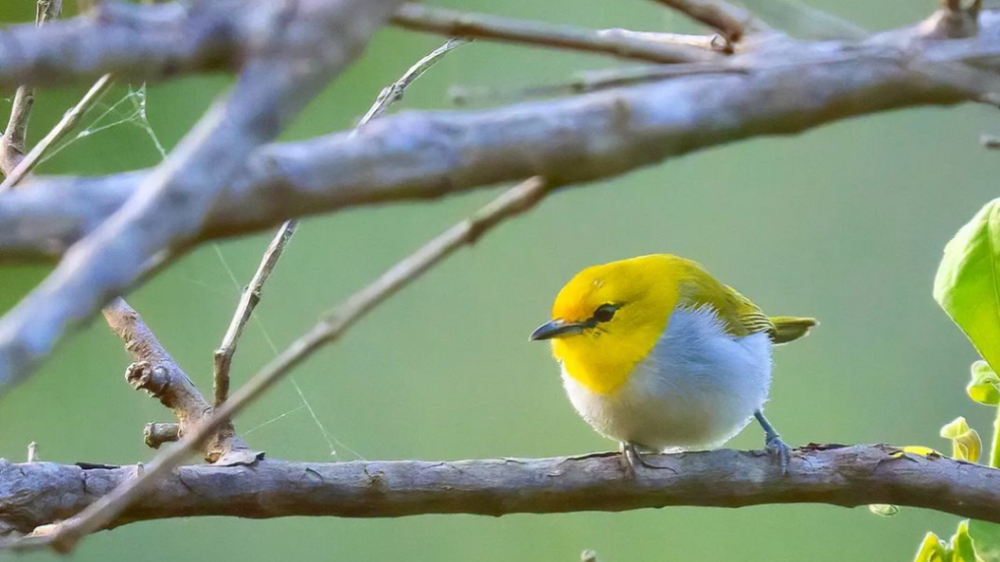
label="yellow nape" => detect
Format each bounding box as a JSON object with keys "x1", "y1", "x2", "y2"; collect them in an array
[{"x1": 549, "y1": 255, "x2": 687, "y2": 395}]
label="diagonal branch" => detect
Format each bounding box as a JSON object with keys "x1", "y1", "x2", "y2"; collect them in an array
[
  {"x1": 0, "y1": 0, "x2": 409, "y2": 397},
  {"x1": 0, "y1": 0, "x2": 62, "y2": 176},
  {"x1": 4, "y1": 177, "x2": 548, "y2": 553},
  {"x1": 650, "y1": 0, "x2": 767, "y2": 41},
  {"x1": 390, "y1": 3, "x2": 719, "y2": 64},
  {"x1": 0, "y1": 74, "x2": 113, "y2": 191},
  {"x1": 1, "y1": 445, "x2": 999, "y2": 538},
  {"x1": 102, "y1": 298, "x2": 258, "y2": 464},
  {"x1": 213, "y1": 36, "x2": 469, "y2": 409}
]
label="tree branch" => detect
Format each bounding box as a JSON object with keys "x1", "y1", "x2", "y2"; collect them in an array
[
  {"x1": 650, "y1": 0, "x2": 766, "y2": 41},
  {"x1": 0, "y1": 0, "x2": 408, "y2": 398},
  {"x1": 6, "y1": 11, "x2": 999, "y2": 264},
  {"x1": 2, "y1": 176, "x2": 549, "y2": 553},
  {"x1": 0, "y1": 0, "x2": 62, "y2": 176},
  {"x1": 213, "y1": 36, "x2": 468, "y2": 407},
  {"x1": 1, "y1": 445, "x2": 998, "y2": 539},
  {"x1": 389, "y1": 3, "x2": 719, "y2": 64},
  {"x1": 0, "y1": 74, "x2": 113, "y2": 191},
  {"x1": 101, "y1": 298, "x2": 258, "y2": 464}
]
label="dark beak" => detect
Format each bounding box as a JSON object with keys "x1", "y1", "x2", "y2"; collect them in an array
[{"x1": 530, "y1": 319, "x2": 585, "y2": 341}]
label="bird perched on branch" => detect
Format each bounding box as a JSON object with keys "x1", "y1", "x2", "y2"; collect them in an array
[{"x1": 530, "y1": 254, "x2": 815, "y2": 472}]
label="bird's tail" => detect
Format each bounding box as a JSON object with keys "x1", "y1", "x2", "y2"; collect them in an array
[{"x1": 769, "y1": 316, "x2": 818, "y2": 344}]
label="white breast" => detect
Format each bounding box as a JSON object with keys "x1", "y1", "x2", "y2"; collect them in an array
[{"x1": 562, "y1": 306, "x2": 773, "y2": 452}]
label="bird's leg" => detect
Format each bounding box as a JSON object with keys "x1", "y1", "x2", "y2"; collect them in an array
[
  {"x1": 619, "y1": 441, "x2": 676, "y2": 474},
  {"x1": 754, "y1": 410, "x2": 791, "y2": 474}
]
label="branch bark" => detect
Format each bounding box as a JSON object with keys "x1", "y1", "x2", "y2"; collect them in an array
[
  {"x1": 102, "y1": 298, "x2": 257, "y2": 464},
  {"x1": 0, "y1": 445, "x2": 997, "y2": 539},
  {"x1": 5, "y1": 14, "x2": 997, "y2": 264},
  {"x1": 0, "y1": 0, "x2": 409, "y2": 397}
]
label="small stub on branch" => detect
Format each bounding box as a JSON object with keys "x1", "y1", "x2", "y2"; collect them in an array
[{"x1": 919, "y1": 0, "x2": 982, "y2": 38}]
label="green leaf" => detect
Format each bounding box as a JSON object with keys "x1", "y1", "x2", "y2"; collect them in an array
[
  {"x1": 934, "y1": 199, "x2": 1000, "y2": 373},
  {"x1": 969, "y1": 361, "x2": 1000, "y2": 406},
  {"x1": 914, "y1": 532, "x2": 950, "y2": 562},
  {"x1": 941, "y1": 417, "x2": 983, "y2": 463},
  {"x1": 951, "y1": 520, "x2": 985, "y2": 562},
  {"x1": 968, "y1": 521, "x2": 1000, "y2": 562}
]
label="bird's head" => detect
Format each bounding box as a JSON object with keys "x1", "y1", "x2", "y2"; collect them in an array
[{"x1": 530, "y1": 255, "x2": 682, "y2": 394}]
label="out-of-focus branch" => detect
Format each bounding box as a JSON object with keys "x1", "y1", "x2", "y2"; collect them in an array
[
  {"x1": 213, "y1": 37, "x2": 468, "y2": 408},
  {"x1": 390, "y1": 3, "x2": 719, "y2": 63},
  {"x1": 9, "y1": 9, "x2": 1000, "y2": 264},
  {"x1": 3, "y1": 176, "x2": 548, "y2": 554},
  {"x1": 0, "y1": 0, "x2": 408, "y2": 402},
  {"x1": 101, "y1": 298, "x2": 257, "y2": 463},
  {"x1": 0, "y1": 0, "x2": 62, "y2": 176},
  {"x1": 1, "y1": 445, "x2": 1000, "y2": 538},
  {"x1": 649, "y1": 0, "x2": 766, "y2": 41},
  {"x1": 0, "y1": 75, "x2": 113, "y2": 191}
]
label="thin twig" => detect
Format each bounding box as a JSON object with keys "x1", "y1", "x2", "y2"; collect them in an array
[
  {"x1": 390, "y1": 3, "x2": 718, "y2": 64},
  {"x1": 649, "y1": 0, "x2": 766, "y2": 41},
  {"x1": 358, "y1": 37, "x2": 471, "y2": 125},
  {"x1": 0, "y1": 0, "x2": 62, "y2": 176},
  {"x1": 26, "y1": 442, "x2": 38, "y2": 462},
  {"x1": 23, "y1": 177, "x2": 547, "y2": 554},
  {"x1": 0, "y1": 74, "x2": 113, "y2": 191},
  {"x1": 212, "y1": 37, "x2": 469, "y2": 408}
]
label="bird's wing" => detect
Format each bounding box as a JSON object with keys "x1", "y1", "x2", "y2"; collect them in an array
[{"x1": 675, "y1": 261, "x2": 776, "y2": 340}]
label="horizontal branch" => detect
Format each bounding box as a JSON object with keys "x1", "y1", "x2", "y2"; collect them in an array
[
  {"x1": 6, "y1": 11, "x2": 1000, "y2": 262},
  {"x1": 389, "y1": 4, "x2": 719, "y2": 64},
  {"x1": 0, "y1": 0, "x2": 247, "y2": 90},
  {"x1": 0, "y1": 445, "x2": 997, "y2": 538}
]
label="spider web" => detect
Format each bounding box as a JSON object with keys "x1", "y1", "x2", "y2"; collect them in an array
[{"x1": 25, "y1": 83, "x2": 362, "y2": 460}]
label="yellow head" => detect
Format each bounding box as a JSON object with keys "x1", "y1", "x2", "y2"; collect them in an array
[{"x1": 530, "y1": 255, "x2": 686, "y2": 395}]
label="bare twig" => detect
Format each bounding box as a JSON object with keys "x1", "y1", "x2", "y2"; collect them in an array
[
  {"x1": 390, "y1": 3, "x2": 718, "y2": 64},
  {"x1": 102, "y1": 298, "x2": 257, "y2": 463},
  {"x1": 650, "y1": 0, "x2": 766, "y2": 41},
  {"x1": 213, "y1": 37, "x2": 469, "y2": 408},
  {"x1": 982, "y1": 133, "x2": 1000, "y2": 148},
  {"x1": 26, "y1": 442, "x2": 38, "y2": 463},
  {"x1": 0, "y1": 0, "x2": 407, "y2": 398},
  {"x1": 0, "y1": 0, "x2": 62, "y2": 176},
  {"x1": 3, "y1": 445, "x2": 1000, "y2": 538},
  {"x1": 143, "y1": 422, "x2": 180, "y2": 449},
  {"x1": 0, "y1": 74, "x2": 113, "y2": 191},
  {"x1": 358, "y1": 37, "x2": 471, "y2": 125},
  {"x1": 212, "y1": 222, "x2": 297, "y2": 408},
  {"x1": 7, "y1": 177, "x2": 548, "y2": 553}
]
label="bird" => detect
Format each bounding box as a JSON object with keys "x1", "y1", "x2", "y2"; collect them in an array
[{"x1": 530, "y1": 254, "x2": 815, "y2": 473}]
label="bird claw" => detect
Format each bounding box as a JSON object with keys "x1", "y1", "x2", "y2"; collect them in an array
[
  {"x1": 619, "y1": 442, "x2": 677, "y2": 475},
  {"x1": 765, "y1": 434, "x2": 791, "y2": 475}
]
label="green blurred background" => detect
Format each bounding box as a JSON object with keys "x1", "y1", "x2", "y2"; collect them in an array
[{"x1": 0, "y1": 0, "x2": 996, "y2": 560}]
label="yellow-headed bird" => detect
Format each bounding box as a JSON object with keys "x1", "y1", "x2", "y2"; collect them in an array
[{"x1": 530, "y1": 254, "x2": 815, "y2": 472}]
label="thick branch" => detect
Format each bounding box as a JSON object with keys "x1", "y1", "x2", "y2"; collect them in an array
[
  {"x1": 101, "y1": 298, "x2": 255, "y2": 463},
  {"x1": 0, "y1": 0, "x2": 245, "y2": 90},
  {"x1": 0, "y1": 0, "x2": 408, "y2": 397},
  {"x1": 0, "y1": 446, "x2": 997, "y2": 538},
  {"x1": 7, "y1": 14, "x2": 1000, "y2": 263}
]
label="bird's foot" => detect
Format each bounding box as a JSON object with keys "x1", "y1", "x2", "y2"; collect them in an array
[
  {"x1": 619, "y1": 442, "x2": 677, "y2": 475},
  {"x1": 764, "y1": 433, "x2": 791, "y2": 475}
]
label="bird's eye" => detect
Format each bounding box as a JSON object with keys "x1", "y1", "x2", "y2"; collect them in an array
[{"x1": 592, "y1": 304, "x2": 617, "y2": 323}]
